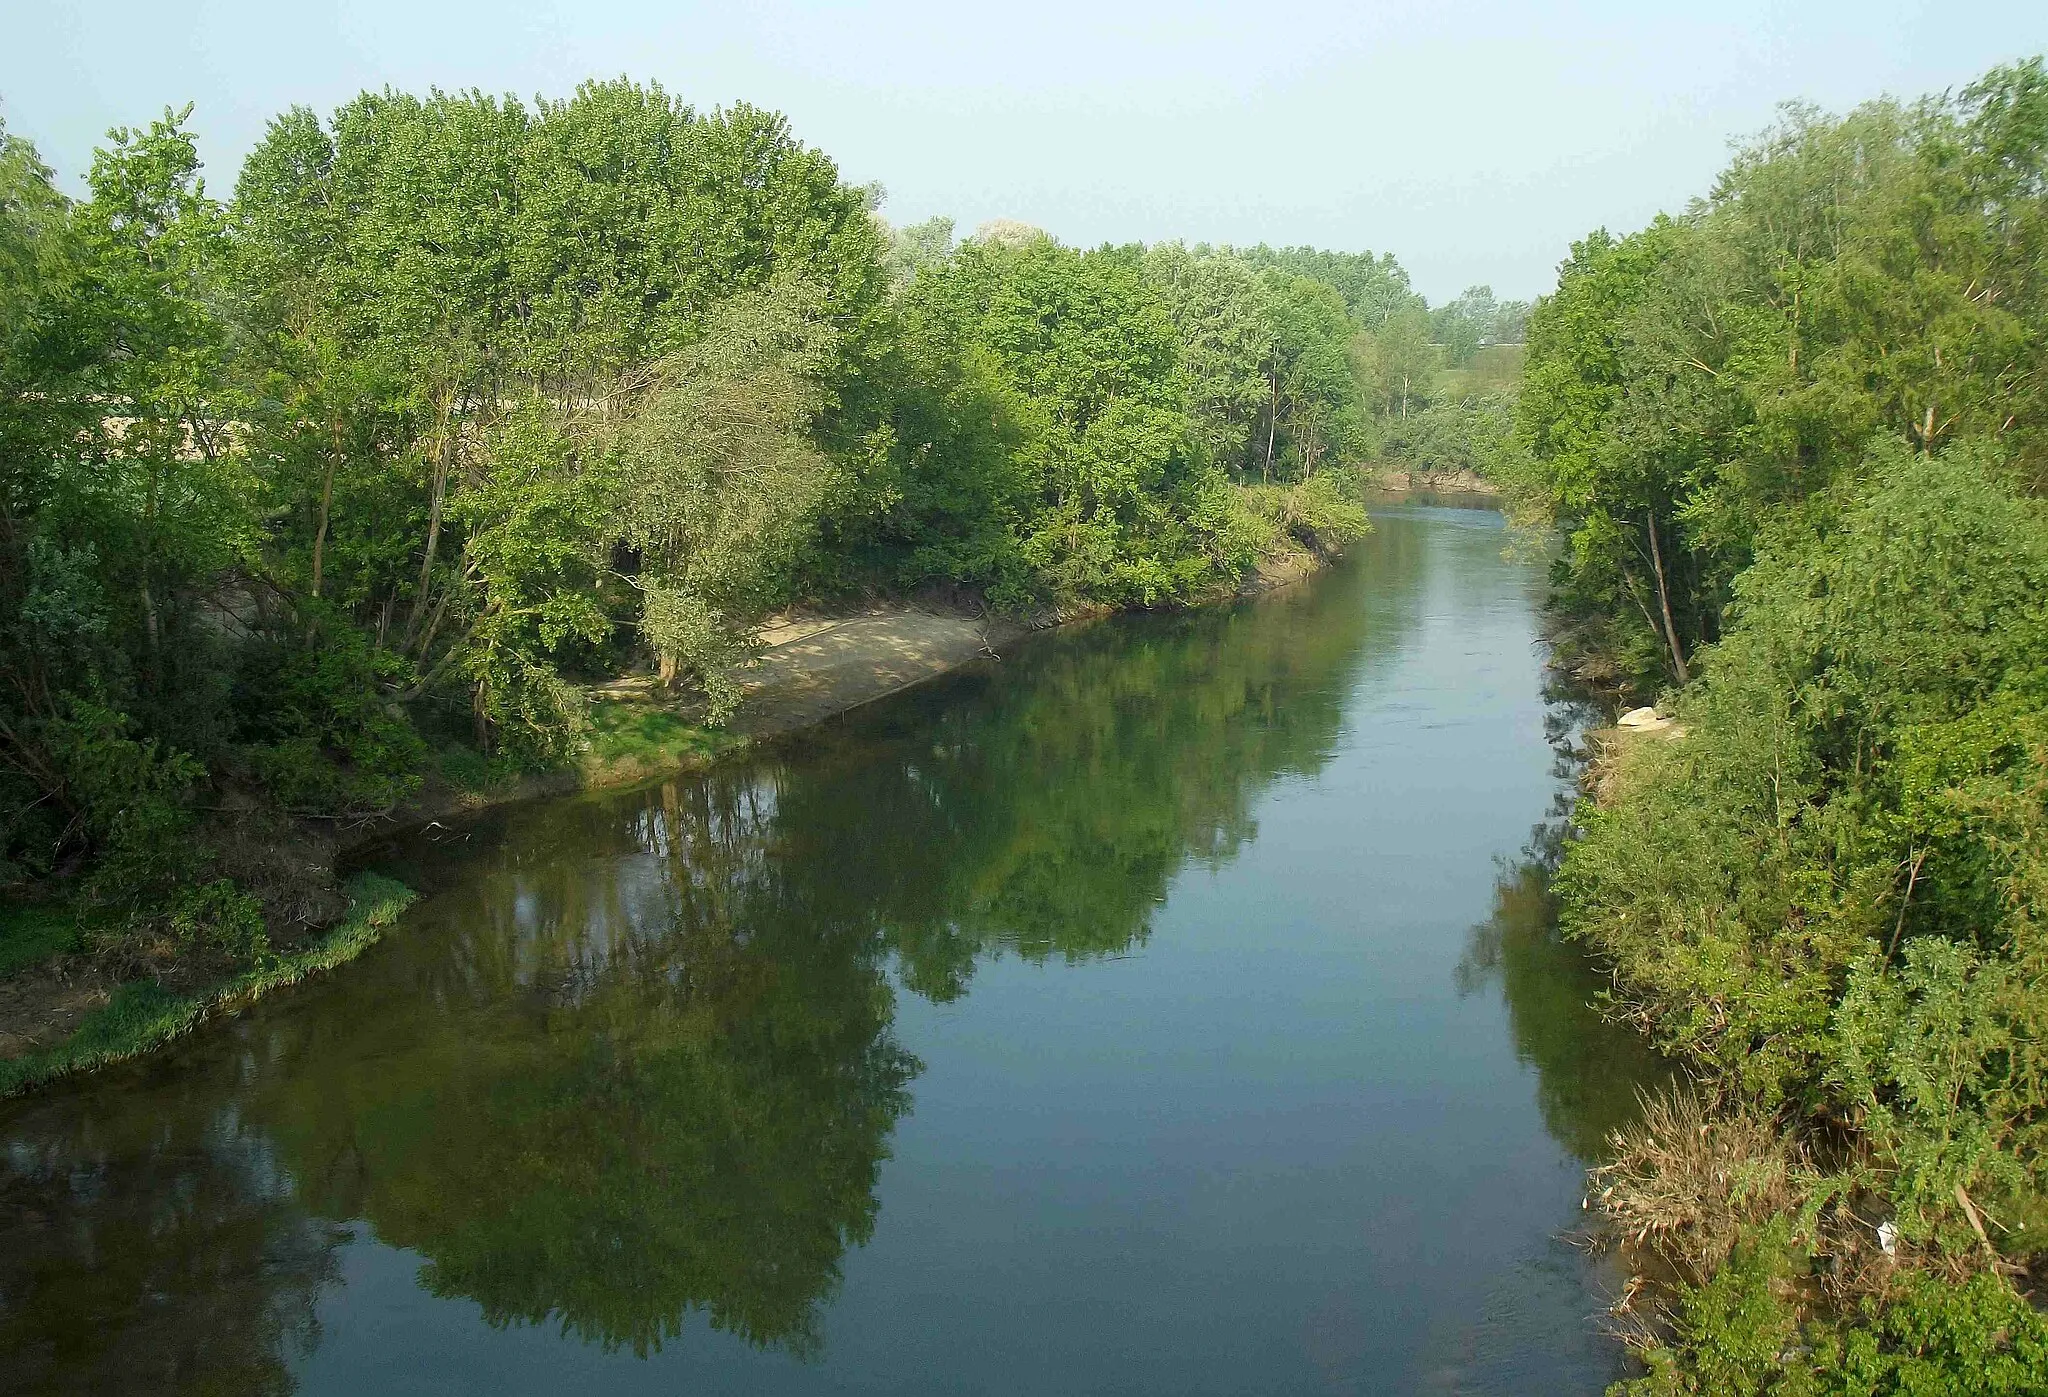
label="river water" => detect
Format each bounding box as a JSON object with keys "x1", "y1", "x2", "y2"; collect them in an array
[{"x1": 0, "y1": 504, "x2": 1662, "y2": 1395}]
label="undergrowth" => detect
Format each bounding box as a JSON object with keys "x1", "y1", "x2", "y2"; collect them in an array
[
  {"x1": 583, "y1": 702, "x2": 746, "y2": 778},
  {"x1": 0, "y1": 871, "x2": 416, "y2": 1097},
  {"x1": 0, "y1": 902, "x2": 87, "y2": 979}
]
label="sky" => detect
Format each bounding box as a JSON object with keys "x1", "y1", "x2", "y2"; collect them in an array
[{"x1": 5, "y1": 1, "x2": 2045, "y2": 304}]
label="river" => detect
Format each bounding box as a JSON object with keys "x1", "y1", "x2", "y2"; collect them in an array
[{"x1": 0, "y1": 503, "x2": 1662, "y2": 1395}]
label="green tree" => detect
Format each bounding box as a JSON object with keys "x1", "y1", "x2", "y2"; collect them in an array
[
  {"x1": 902, "y1": 238, "x2": 1227, "y2": 605},
  {"x1": 611, "y1": 276, "x2": 844, "y2": 719},
  {"x1": 1354, "y1": 302, "x2": 1438, "y2": 423},
  {"x1": 1231, "y1": 243, "x2": 1423, "y2": 327},
  {"x1": 1142, "y1": 241, "x2": 1272, "y2": 468},
  {"x1": 1512, "y1": 60, "x2": 2048, "y2": 695},
  {"x1": 229, "y1": 82, "x2": 888, "y2": 745},
  {"x1": 1254, "y1": 270, "x2": 1370, "y2": 482},
  {"x1": 1431, "y1": 284, "x2": 1498, "y2": 366},
  {"x1": 882, "y1": 213, "x2": 955, "y2": 288}
]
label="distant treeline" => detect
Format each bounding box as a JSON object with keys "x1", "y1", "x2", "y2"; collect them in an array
[
  {"x1": 0, "y1": 80, "x2": 1505, "y2": 965},
  {"x1": 1504, "y1": 57, "x2": 2048, "y2": 1392}
]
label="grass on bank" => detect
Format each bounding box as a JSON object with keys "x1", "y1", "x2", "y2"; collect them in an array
[
  {"x1": 429, "y1": 699, "x2": 744, "y2": 802},
  {"x1": 0, "y1": 704, "x2": 728, "y2": 1100},
  {"x1": 581, "y1": 700, "x2": 747, "y2": 782},
  {"x1": 0, "y1": 872, "x2": 416, "y2": 1098},
  {"x1": 0, "y1": 901, "x2": 87, "y2": 979}
]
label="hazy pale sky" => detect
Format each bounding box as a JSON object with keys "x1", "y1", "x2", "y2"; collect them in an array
[{"x1": 5, "y1": 1, "x2": 2044, "y2": 303}]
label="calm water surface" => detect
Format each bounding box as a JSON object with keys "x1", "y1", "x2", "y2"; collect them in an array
[{"x1": 1, "y1": 505, "x2": 1662, "y2": 1395}]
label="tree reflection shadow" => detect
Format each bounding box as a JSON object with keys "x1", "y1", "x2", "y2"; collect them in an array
[
  {"x1": 0, "y1": 1106, "x2": 341, "y2": 1394},
  {"x1": 0, "y1": 562, "x2": 1393, "y2": 1390},
  {"x1": 1456, "y1": 685, "x2": 1668, "y2": 1165}
]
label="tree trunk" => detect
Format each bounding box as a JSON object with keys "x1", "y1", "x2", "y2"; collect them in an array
[
  {"x1": 1263, "y1": 375, "x2": 1278, "y2": 484},
  {"x1": 403, "y1": 404, "x2": 454, "y2": 652},
  {"x1": 1646, "y1": 510, "x2": 1690, "y2": 685},
  {"x1": 307, "y1": 419, "x2": 339, "y2": 639},
  {"x1": 472, "y1": 678, "x2": 490, "y2": 751},
  {"x1": 139, "y1": 579, "x2": 162, "y2": 693}
]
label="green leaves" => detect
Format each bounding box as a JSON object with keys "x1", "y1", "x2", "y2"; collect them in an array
[
  {"x1": 878, "y1": 235, "x2": 1378, "y2": 612},
  {"x1": 610, "y1": 274, "x2": 845, "y2": 710},
  {"x1": 221, "y1": 84, "x2": 890, "y2": 745},
  {"x1": 1564, "y1": 445, "x2": 2048, "y2": 1370},
  {"x1": 1834, "y1": 938, "x2": 2023, "y2": 1245},
  {"x1": 0, "y1": 76, "x2": 1392, "y2": 968},
  {"x1": 1517, "y1": 60, "x2": 2048, "y2": 697},
  {"x1": 902, "y1": 237, "x2": 1221, "y2": 607}
]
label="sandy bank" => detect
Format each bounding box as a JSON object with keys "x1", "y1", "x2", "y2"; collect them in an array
[{"x1": 1370, "y1": 466, "x2": 1501, "y2": 496}]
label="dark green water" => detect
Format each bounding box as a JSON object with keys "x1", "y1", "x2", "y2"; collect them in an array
[{"x1": 0, "y1": 505, "x2": 1661, "y2": 1395}]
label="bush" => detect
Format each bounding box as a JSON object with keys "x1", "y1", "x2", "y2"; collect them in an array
[
  {"x1": 1234, "y1": 473, "x2": 1372, "y2": 555},
  {"x1": 168, "y1": 877, "x2": 269, "y2": 963},
  {"x1": 1621, "y1": 1250, "x2": 2048, "y2": 1397},
  {"x1": 1565, "y1": 446, "x2": 2048, "y2": 1114},
  {"x1": 233, "y1": 625, "x2": 426, "y2": 816},
  {"x1": 41, "y1": 698, "x2": 207, "y2": 910},
  {"x1": 1569, "y1": 446, "x2": 2048, "y2": 1384},
  {"x1": 640, "y1": 584, "x2": 752, "y2": 724}
]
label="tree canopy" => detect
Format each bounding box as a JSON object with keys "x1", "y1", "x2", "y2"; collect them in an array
[
  {"x1": 0, "y1": 81, "x2": 1410, "y2": 979},
  {"x1": 1507, "y1": 56, "x2": 2048, "y2": 1393}
]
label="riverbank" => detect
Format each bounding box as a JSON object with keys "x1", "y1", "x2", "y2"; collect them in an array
[
  {"x1": 0, "y1": 540, "x2": 1343, "y2": 1095},
  {"x1": 358, "y1": 539, "x2": 1339, "y2": 837},
  {"x1": 0, "y1": 874, "x2": 416, "y2": 1096},
  {"x1": 0, "y1": 500, "x2": 1640, "y2": 1395},
  {"x1": 377, "y1": 604, "x2": 1032, "y2": 836},
  {"x1": 0, "y1": 605, "x2": 1014, "y2": 1091},
  {"x1": 1369, "y1": 465, "x2": 1501, "y2": 497}
]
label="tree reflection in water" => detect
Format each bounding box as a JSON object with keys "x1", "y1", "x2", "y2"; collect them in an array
[
  {"x1": 1456, "y1": 689, "x2": 1669, "y2": 1167},
  {"x1": 0, "y1": 567, "x2": 1383, "y2": 1390},
  {"x1": 0, "y1": 1107, "x2": 341, "y2": 1393}
]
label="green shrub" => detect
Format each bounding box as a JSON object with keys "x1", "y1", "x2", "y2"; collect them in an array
[
  {"x1": 0, "y1": 873, "x2": 416, "y2": 1097},
  {"x1": 1570, "y1": 447, "x2": 2048, "y2": 1385},
  {"x1": 0, "y1": 902, "x2": 84, "y2": 978},
  {"x1": 233, "y1": 626, "x2": 426, "y2": 815},
  {"x1": 168, "y1": 877, "x2": 269, "y2": 964},
  {"x1": 1814, "y1": 1272, "x2": 2048, "y2": 1396},
  {"x1": 1621, "y1": 1246, "x2": 2048, "y2": 1397},
  {"x1": 436, "y1": 744, "x2": 523, "y2": 794},
  {"x1": 1616, "y1": 1223, "x2": 1805, "y2": 1397},
  {"x1": 1234, "y1": 473, "x2": 1372, "y2": 555},
  {"x1": 1564, "y1": 447, "x2": 2048, "y2": 1118},
  {"x1": 44, "y1": 697, "x2": 207, "y2": 909}
]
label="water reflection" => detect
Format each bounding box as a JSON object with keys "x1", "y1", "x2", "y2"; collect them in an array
[
  {"x1": 0, "y1": 1108, "x2": 338, "y2": 1393},
  {"x1": 1456, "y1": 691, "x2": 1668, "y2": 1166},
  {"x1": 0, "y1": 563, "x2": 1389, "y2": 1391},
  {"x1": 1457, "y1": 859, "x2": 1667, "y2": 1166},
  {"x1": 2, "y1": 513, "x2": 1666, "y2": 1394}
]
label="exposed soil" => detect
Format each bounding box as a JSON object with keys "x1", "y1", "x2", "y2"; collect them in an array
[
  {"x1": 1371, "y1": 466, "x2": 1502, "y2": 497},
  {"x1": 737, "y1": 608, "x2": 1028, "y2": 735},
  {"x1": 0, "y1": 965, "x2": 109, "y2": 1059}
]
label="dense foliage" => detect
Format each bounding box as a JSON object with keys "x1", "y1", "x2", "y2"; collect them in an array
[
  {"x1": 1507, "y1": 58, "x2": 2048, "y2": 1392},
  {"x1": 0, "y1": 82, "x2": 1464, "y2": 975},
  {"x1": 1511, "y1": 62, "x2": 2048, "y2": 695}
]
